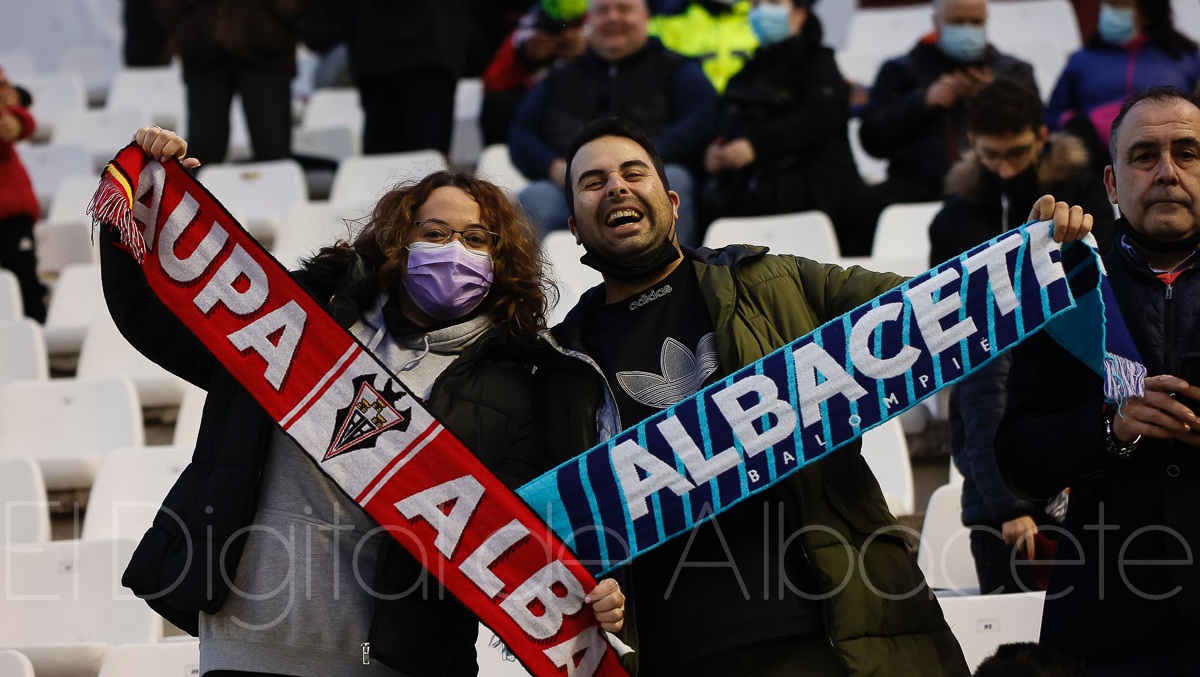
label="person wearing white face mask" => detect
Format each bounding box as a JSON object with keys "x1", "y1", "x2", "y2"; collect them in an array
[
  {"x1": 851, "y1": 0, "x2": 1036, "y2": 252},
  {"x1": 107, "y1": 128, "x2": 628, "y2": 677},
  {"x1": 701, "y1": 0, "x2": 874, "y2": 255},
  {"x1": 1046, "y1": 0, "x2": 1200, "y2": 178}
]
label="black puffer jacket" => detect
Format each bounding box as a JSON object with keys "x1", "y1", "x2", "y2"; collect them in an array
[
  {"x1": 708, "y1": 15, "x2": 863, "y2": 217},
  {"x1": 102, "y1": 226, "x2": 546, "y2": 675},
  {"x1": 301, "y1": 0, "x2": 474, "y2": 80},
  {"x1": 929, "y1": 132, "x2": 1115, "y2": 268},
  {"x1": 860, "y1": 39, "x2": 1036, "y2": 196},
  {"x1": 997, "y1": 236, "x2": 1200, "y2": 659}
]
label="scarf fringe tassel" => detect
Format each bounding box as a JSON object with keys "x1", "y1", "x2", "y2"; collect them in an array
[
  {"x1": 1104, "y1": 352, "x2": 1147, "y2": 403},
  {"x1": 87, "y1": 172, "x2": 146, "y2": 263}
]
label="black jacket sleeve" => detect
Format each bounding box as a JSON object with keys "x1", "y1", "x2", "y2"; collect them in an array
[
  {"x1": 98, "y1": 223, "x2": 217, "y2": 388},
  {"x1": 952, "y1": 353, "x2": 1036, "y2": 523},
  {"x1": 995, "y1": 331, "x2": 1111, "y2": 500}
]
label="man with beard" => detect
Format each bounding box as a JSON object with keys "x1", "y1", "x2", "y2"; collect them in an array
[
  {"x1": 997, "y1": 87, "x2": 1200, "y2": 673},
  {"x1": 535, "y1": 116, "x2": 1093, "y2": 675},
  {"x1": 929, "y1": 77, "x2": 1115, "y2": 596}
]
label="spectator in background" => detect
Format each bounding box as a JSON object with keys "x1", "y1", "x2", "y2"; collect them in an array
[
  {"x1": 303, "y1": 0, "x2": 474, "y2": 156},
  {"x1": 123, "y1": 0, "x2": 171, "y2": 66},
  {"x1": 853, "y1": 0, "x2": 1036, "y2": 245},
  {"x1": 509, "y1": 0, "x2": 716, "y2": 244},
  {"x1": 931, "y1": 79, "x2": 1114, "y2": 595},
  {"x1": 0, "y1": 69, "x2": 46, "y2": 322},
  {"x1": 464, "y1": 0, "x2": 544, "y2": 78},
  {"x1": 1046, "y1": 0, "x2": 1200, "y2": 177},
  {"x1": 702, "y1": 0, "x2": 871, "y2": 254},
  {"x1": 154, "y1": 0, "x2": 298, "y2": 164},
  {"x1": 931, "y1": 78, "x2": 1115, "y2": 267},
  {"x1": 649, "y1": 0, "x2": 759, "y2": 94},
  {"x1": 481, "y1": 0, "x2": 589, "y2": 146}
]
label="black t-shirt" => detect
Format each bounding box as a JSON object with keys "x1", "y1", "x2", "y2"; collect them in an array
[{"x1": 581, "y1": 263, "x2": 823, "y2": 672}]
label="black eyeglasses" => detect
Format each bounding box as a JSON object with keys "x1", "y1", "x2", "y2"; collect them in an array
[{"x1": 413, "y1": 220, "x2": 499, "y2": 250}]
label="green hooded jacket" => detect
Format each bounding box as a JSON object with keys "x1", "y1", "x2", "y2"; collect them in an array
[{"x1": 536, "y1": 244, "x2": 970, "y2": 676}]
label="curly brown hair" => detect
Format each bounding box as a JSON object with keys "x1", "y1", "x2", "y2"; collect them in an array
[{"x1": 319, "y1": 171, "x2": 555, "y2": 336}]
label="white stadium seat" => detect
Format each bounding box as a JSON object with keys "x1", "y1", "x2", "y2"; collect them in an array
[
  {"x1": 43, "y1": 263, "x2": 104, "y2": 358},
  {"x1": 270, "y1": 201, "x2": 365, "y2": 269},
  {"x1": 82, "y1": 445, "x2": 191, "y2": 542},
  {"x1": 541, "y1": 230, "x2": 602, "y2": 327},
  {"x1": 15, "y1": 142, "x2": 93, "y2": 215},
  {"x1": 873, "y1": 201, "x2": 940, "y2": 262},
  {"x1": 938, "y1": 590, "x2": 1046, "y2": 672},
  {"x1": 0, "y1": 269, "x2": 23, "y2": 321},
  {"x1": 76, "y1": 312, "x2": 190, "y2": 408},
  {"x1": 21, "y1": 71, "x2": 88, "y2": 142},
  {"x1": 0, "y1": 537, "x2": 161, "y2": 676},
  {"x1": 844, "y1": 4, "x2": 933, "y2": 56},
  {"x1": 105, "y1": 66, "x2": 186, "y2": 132},
  {"x1": 450, "y1": 78, "x2": 484, "y2": 168},
  {"x1": 918, "y1": 482, "x2": 980, "y2": 593},
  {"x1": 59, "y1": 44, "x2": 122, "y2": 105},
  {"x1": 330, "y1": 151, "x2": 449, "y2": 207},
  {"x1": 860, "y1": 418, "x2": 916, "y2": 516},
  {"x1": 987, "y1": 0, "x2": 1081, "y2": 58},
  {"x1": 475, "y1": 144, "x2": 530, "y2": 198},
  {"x1": 0, "y1": 319, "x2": 49, "y2": 389},
  {"x1": 0, "y1": 376, "x2": 143, "y2": 490},
  {"x1": 52, "y1": 107, "x2": 151, "y2": 171},
  {"x1": 0, "y1": 456, "x2": 51, "y2": 544},
  {"x1": 97, "y1": 639, "x2": 200, "y2": 677},
  {"x1": 704, "y1": 210, "x2": 841, "y2": 260},
  {"x1": 199, "y1": 159, "x2": 309, "y2": 243},
  {"x1": 0, "y1": 650, "x2": 35, "y2": 677}
]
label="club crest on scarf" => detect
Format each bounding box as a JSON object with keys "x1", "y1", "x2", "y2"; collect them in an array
[{"x1": 325, "y1": 375, "x2": 411, "y2": 461}]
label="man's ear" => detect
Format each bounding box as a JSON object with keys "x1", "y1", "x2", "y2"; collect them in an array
[
  {"x1": 569, "y1": 216, "x2": 580, "y2": 245},
  {"x1": 1103, "y1": 165, "x2": 1119, "y2": 205},
  {"x1": 668, "y1": 190, "x2": 680, "y2": 221}
]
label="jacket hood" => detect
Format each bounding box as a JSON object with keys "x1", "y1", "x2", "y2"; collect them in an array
[{"x1": 944, "y1": 132, "x2": 1090, "y2": 201}]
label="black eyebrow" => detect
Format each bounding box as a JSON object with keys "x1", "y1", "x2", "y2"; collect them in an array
[
  {"x1": 1126, "y1": 136, "x2": 1200, "y2": 158},
  {"x1": 1125, "y1": 140, "x2": 1160, "y2": 159},
  {"x1": 575, "y1": 159, "x2": 652, "y2": 188}
]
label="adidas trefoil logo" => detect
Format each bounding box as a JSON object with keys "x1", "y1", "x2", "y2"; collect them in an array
[{"x1": 616, "y1": 332, "x2": 719, "y2": 409}]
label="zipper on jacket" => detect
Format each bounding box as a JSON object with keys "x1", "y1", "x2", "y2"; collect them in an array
[
  {"x1": 1164, "y1": 280, "x2": 1178, "y2": 373},
  {"x1": 538, "y1": 330, "x2": 625, "y2": 439}
]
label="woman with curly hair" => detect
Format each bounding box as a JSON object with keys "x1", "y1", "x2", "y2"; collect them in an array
[{"x1": 110, "y1": 128, "x2": 623, "y2": 677}]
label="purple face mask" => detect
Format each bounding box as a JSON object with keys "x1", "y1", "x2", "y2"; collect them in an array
[{"x1": 404, "y1": 240, "x2": 494, "y2": 321}]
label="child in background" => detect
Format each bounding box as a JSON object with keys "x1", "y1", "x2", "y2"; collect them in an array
[{"x1": 0, "y1": 68, "x2": 46, "y2": 322}]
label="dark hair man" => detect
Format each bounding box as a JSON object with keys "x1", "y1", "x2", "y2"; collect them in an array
[{"x1": 537, "y1": 116, "x2": 1093, "y2": 675}]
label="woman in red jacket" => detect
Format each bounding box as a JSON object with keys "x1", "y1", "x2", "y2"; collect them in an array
[{"x1": 0, "y1": 68, "x2": 45, "y2": 322}]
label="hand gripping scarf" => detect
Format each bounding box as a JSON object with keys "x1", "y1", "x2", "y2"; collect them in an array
[{"x1": 89, "y1": 146, "x2": 627, "y2": 677}]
